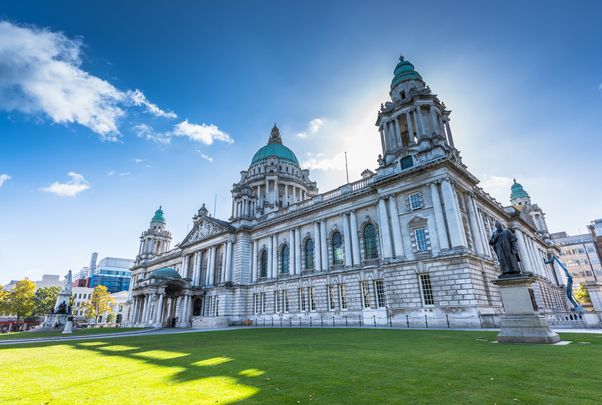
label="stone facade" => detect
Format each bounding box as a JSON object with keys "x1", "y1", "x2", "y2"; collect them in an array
[{"x1": 127, "y1": 56, "x2": 569, "y2": 329}]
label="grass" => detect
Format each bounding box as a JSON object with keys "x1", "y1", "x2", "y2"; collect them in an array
[
  {"x1": 0, "y1": 328, "x2": 600, "y2": 404},
  {"x1": 0, "y1": 327, "x2": 147, "y2": 340}
]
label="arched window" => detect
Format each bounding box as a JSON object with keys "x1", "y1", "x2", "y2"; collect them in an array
[
  {"x1": 363, "y1": 223, "x2": 378, "y2": 259},
  {"x1": 281, "y1": 244, "x2": 290, "y2": 273},
  {"x1": 332, "y1": 231, "x2": 344, "y2": 265},
  {"x1": 260, "y1": 249, "x2": 268, "y2": 278},
  {"x1": 304, "y1": 239, "x2": 314, "y2": 270}
]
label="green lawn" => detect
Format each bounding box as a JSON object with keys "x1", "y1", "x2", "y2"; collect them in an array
[
  {"x1": 0, "y1": 327, "x2": 147, "y2": 340},
  {"x1": 0, "y1": 328, "x2": 600, "y2": 404}
]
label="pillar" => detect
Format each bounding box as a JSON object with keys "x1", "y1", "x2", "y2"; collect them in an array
[
  {"x1": 393, "y1": 118, "x2": 401, "y2": 150},
  {"x1": 466, "y1": 194, "x2": 485, "y2": 255},
  {"x1": 289, "y1": 229, "x2": 295, "y2": 273},
  {"x1": 320, "y1": 220, "x2": 328, "y2": 270},
  {"x1": 314, "y1": 222, "x2": 322, "y2": 271},
  {"x1": 429, "y1": 105, "x2": 439, "y2": 135},
  {"x1": 414, "y1": 108, "x2": 425, "y2": 140},
  {"x1": 251, "y1": 240, "x2": 258, "y2": 281},
  {"x1": 155, "y1": 294, "x2": 164, "y2": 325},
  {"x1": 342, "y1": 213, "x2": 353, "y2": 266},
  {"x1": 430, "y1": 182, "x2": 450, "y2": 251},
  {"x1": 225, "y1": 241, "x2": 233, "y2": 282},
  {"x1": 285, "y1": 184, "x2": 289, "y2": 206},
  {"x1": 440, "y1": 179, "x2": 466, "y2": 248},
  {"x1": 268, "y1": 236, "x2": 274, "y2": 278},
  {"x1": 377, "y1": 198, "x2": 393, "y2": 258},
  {"x1": 221, "y1": 243, "x2": 227, "y2": 283},
  {"x1": 208, "y1": 246, "x2": 216, "y2": 285},
  {"x1": 295, "y1": 228, "x2": 302, "y2": 275},
  {"x1": 405, "y1": 112, "x2": 415, "y2": 145},
  {"x1": 515, "y1": 230, "x2": 534, "y2": 274},
  {"x1": 444, "y1": 118, "x2": 455, "y2": 148},
  {"x1": 387, "y1": 195, "x2": 404, "y2": 258},
  {"x1": 350, "y1": 210, "x2": 361, "y2": 266}
]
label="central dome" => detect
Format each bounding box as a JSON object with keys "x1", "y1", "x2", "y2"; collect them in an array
[
  {"x1": 149, "y1": 267, "x2": 182, "y2": 280},
  {"x1": 250, "y1": 124, "x2": 299, "y2": 166}
]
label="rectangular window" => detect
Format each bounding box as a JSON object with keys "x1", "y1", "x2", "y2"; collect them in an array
[
  {"x1": 284, "y1": 290, "x2": 289, "y2": 313},
  {"x1": 274, "y1": 291, "x2": 280, "y2": 313},
  {"x1": 328, "y1": 285, "x2": 337, "y2": 311},
  {"x1": 409, "y1": 192, "x2": 423, "y2": 210},
  {"x1": 215, "y1": 296, "x2": 219, "y2": 316},
  {"x1": 419, "y1": 274, "x2": 435, "y2": 306},
  {"x1": 374, "y1": 280, "x2": 386, "y2": 308},
  {"x1": 299, "y1": 288, "x2": 307, "y2": 312},
  {"x1": 309, "y1": 287, "x2": 316, "y2": 312},
  {"x1": 415, "y1": 228, "x2": 428, "y2": 252},
  {"x1": 339, "y1": 284, "x2": 347, "y2": 310},
  {"x1": 361, "y1": 281, "x2": 371, "y2": 308},
  {"x1": 261, "y1": 292, "x2": 266, "y2": 314}
]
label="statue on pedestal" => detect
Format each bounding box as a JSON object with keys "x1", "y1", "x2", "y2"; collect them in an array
[{"x1": 489, "y1": 221, "x2": 521, "y2": 276}]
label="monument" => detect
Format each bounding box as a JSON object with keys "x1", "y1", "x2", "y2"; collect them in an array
[
  {"x1": 37, "y1": 270, "x2": 74, "y2": 333},
  {"x1": 490, "y1": 222, "x2": 560, "y2": 344}
]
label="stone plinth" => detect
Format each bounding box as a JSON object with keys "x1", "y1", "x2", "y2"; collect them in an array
[
  {"x1": 493, "y1": 274, "x2": 560, "y2": 344},
  {"x1": 585, "y1": 281, "x2": 602, "y2": 312}
]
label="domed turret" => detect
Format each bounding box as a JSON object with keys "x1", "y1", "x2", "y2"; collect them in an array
[
  {"x1": 250, "y1": 125, "x2": 299, "y2": 166},
  {"x1": 151, "y1": 206, "x2": 166, "y2": 224},
  {"x1": 391, "y1": 55, "x2": 423, "y2": 89},
  {"x1": 510, "y1": 179, "x2": 531, "y2": 211},
  {"x1": 136, "y1": 206, "x2": 172, "y2": 263}
]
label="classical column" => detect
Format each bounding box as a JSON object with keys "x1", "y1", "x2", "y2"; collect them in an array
[
  {"x1": 405, "y1": 112, "x2": 415, "y2": 145},
  {"x1": 181, "y1": 255, "x2": 189, "y2": 278},
  {"x1": 465, "y1": 194, "x2": 485, "y2": 255},
  {"x1": 377, "y1": 198, "x2": 393, "y2": 258},
  {"x1": 525, "y1": 237, "x2": 542, "y2": 277},
  {"x1": 430, "y1": 182, "x2": 450, "y2": 251},
  {"x1": 225, "y1": 241, "x2": 233, "y2": 282},
  {"x1": 314, "y1": 222, "x2": 322, "y2": 271},
  {"x1": 183, "y1": 295, "x2": 191, "y2": 326},
  {"x1": 444, "y1": 118, "x2": 455, "y2": 148},
  {"x1": 393, "y1": 117, "x2": 401, "y2": 149},
  {"x1": 141, "y1": 295, "x2": 149, "y2": 324},
  {"x1": 265, "y1": 178, "x2": 270, "y2": 204},
  {"x1": 387, "y1": 196, "x2": 404, "y2": 258},
  {"x1": 295, "y1": 228, "x2": 302, "y2": 274},
  {"x1": 379, "y1": 127, "x2": 386, "y2": 153},
  {"x1": 208, "y1": 246, "x2": 216, "y2": 285},
  {"x1": 273, "y1": 234, "x2": 279, "y2": 276},
  {"x1": 349, "y1": 210, "x2": 361, "y2": 266},
  {"x1": 440, "y1": 179, "x2": 466, "y2": 248},
  {"x1": 515, "y1": 230, "x2": 534, "y2": 274},
  {"x1": 320, "y1": 220, "x2": 328, "y2": 270},
  {"x1": 251, "y1": 240, "x2": 258, "y2": 281},
  {"x1": 220, "y1": 243, "x2": 227, "y2": 283},
  {"x1": 414, "y1": 108, "x2": 425, "y2": 140},
  {"x1": 475, "y1": 208, "x2": 491, "y2": 258},
  {"x1": 429, "y1": 105, "x2": 439, "y2": 135},
  {"x1": 155, "y1": 293, "x2": 164, "y2": 325},
  {"x1": 342, "y1": 213, "x2": 353, "y2": 266},
  {"x1": 268, "y1": 236, "x2": 273, "y2": 278},
  {"x1": 289, "y1": 229, "x2": 295, "y2": 273},
  {"x1": 284, "y1": 184, "x2": 289, "y2": 206},
  {"x1": 274, "y1": 178, "x2": 279, "y2": 205}
]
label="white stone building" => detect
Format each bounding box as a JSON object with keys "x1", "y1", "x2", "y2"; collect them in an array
[{"x1": 128, "y1": 56, "x2": 570, "y2": 329}]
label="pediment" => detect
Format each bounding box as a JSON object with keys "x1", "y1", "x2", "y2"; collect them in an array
[{"x1": 180, "y1": 216, "x2": 233, "y2": 247}]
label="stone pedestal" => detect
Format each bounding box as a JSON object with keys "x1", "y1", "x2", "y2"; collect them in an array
[
  {"x1": 585, "y1": 281, "x2": 602, "y2": 312},
  {"x1": 62, "y1": 318, "x2": 73, "y2": 334},
  {"x1": 493, "y1": 274, "x2": 560, "y2": 344}
]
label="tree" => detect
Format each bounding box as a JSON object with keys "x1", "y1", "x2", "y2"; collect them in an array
[
  {"x1": 82, "y1": 285, "x2": 114, "y2": 324},
  {"x1": 106, "y1": 313, "x2": 115, "y2": 324},
  {"x1": 0, "y1": 285, "x2": 9, "y2": 315},
  {"x1": 33, "y1": 286, "x2": 62, "y2": 316},
  {"x1": 575, "y1": 282, "x2": 591, "y2": 305},
  {"x1": 8, "y1": 279, "x2": 36, "y2": 322}
]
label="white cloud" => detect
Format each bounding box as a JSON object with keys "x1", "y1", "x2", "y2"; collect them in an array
[
  {"x1": 172, "y1": 119, "x2": 233, "y2": 145},
  {"x1": 301, "y1": 152, "x2": 346, "y2": 171},
  {"x1": 199, "y1": 153, "x2": 213, "y2": 163},
  {"x1": 0, "y1": 174, "x2": 10, "y2": 187},
  {"x1": 0, "y1": 21, "x2": 176, "y2": 140},
  {"x1": 118, "y1": 171, "x2": 131, "y2": 176},
  {"x1": 107, "y1": 170, "x2": 116, "y2": 176},
  {"x1": 297, "y1": 117, "x2": 326, "y2": 139},
  {"x1": 132, "y1": 158, "x2": 144, "y2": 164},
  {"x1": 126, "y1": 89, "x2": 176, "y2": 119},
  {"x1": 133, "y1": 123, "x2": 171, "y2": 144},
  {"x1": 40, "y1": 172, "x2": 90, "y2": 197},
  {"x1": 480, "y1": 175, "x2": 513, "y2": 189}
]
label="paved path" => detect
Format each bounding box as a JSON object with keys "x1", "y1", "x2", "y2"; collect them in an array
[{"x1": 1, "y1": 326, "x2": 600, "y2": 346}]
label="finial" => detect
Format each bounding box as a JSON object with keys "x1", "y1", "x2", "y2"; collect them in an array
[
  {"x1": 399, "y1": 54, "x2": 404, "y2": 61},
  {"x1": 513, "y1": 178, "x2": 516, "y2": 184}
]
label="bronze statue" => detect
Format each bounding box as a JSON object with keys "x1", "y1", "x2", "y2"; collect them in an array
[{"x1": 489, "y1": 221, "x2": 521, "y2": 276}]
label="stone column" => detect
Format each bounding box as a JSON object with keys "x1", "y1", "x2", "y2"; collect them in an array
[
  {"x1": 314, "y1": 222, "x2": 322, "y2": 271},
  {"x1": 208, "y1": 246, "x2": 216, "y2": 285},
  {"x1": 265, "y1": 178, "x2": 270, "y2": 204},
  {"x1": 295, "y1": 228, "x2": 302, "y2": 274},
  {"x1": 268, "y1": 236, "x2": 274, "y2": 278},
  {"x1": 273, "y1": 234, "x2": 279, "y2": 277},
  {"x1": 393, "y1": 118, "x2": 401, "y2": 149},
  {"x1": 155, "y1": 293, "x2": 164, "y2": 325},
  {"x1": 289, "y1": 229, "x2": 295, "y2": 273},
  {"x1": 430, "y1": 182, "x2": 450, "y2": 251},
  {"x1": 475, "y1": 208, "x2": 491, "y2": 258},
  {"x1": 444, "y1": 118, "x2": 455, "y2": 148},
  {"x1": 405, "y1": 112, "x2": 415, "y2": 145},
  {"x1": 515, "y1": 230, "x2": 534, "y2": 274},
  {"x1": 440, "y1": 179, "x2": 465, "y2": 248},
  {"x1": 284, "y1": 184, "x2": 289, "y2": 206},
  {"x1": 141, "y1": 295, "x2": 149, "y2": 324},
  {"x1": 220, "y1": 243, "x2": 227, "y2": 283},
  {"x1": 387, "y1": 195, "x2": 404, "y2": 258},
  {"x1": 251, "y1": 240, "x2": 258, "y2": 281},
  {"x1": 377, "y1": 198, "x2": 393, "y2": 258},
  {"x1": 349, "y1": 210, "x2": 361, "y2": 266},
  {"x1": 342, "y1": 213, "x2": 353, "y2": 266},
  {"x1": 465, "y1": 194, "x2": 485, "y2": 255},
  {"x1": 320, "y1": 220, "x2": 328, "y2": 270},
  {"x1": 429, "y1": 105, "x2": 439, "y2": 135},
  {"x1": 379, "y1": 127, "x2": 386, "y2": 153},
  {"x1": 414, "y1": 108, "x2": 425, "y2": 140},
  {"x1": 224, "y1": 241, "x2": 232, "y2": 282}
]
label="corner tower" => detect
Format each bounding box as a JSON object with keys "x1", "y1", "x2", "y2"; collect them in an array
[
  {"x1": 136, "y1": 206, "x2": 172, "y2": 263},
  {"x1": 231, "y1": 124, "x2": 317, "y2": 220},
  {"x1": 376, "y1": 56, "x2": 459, "y2": 170}
]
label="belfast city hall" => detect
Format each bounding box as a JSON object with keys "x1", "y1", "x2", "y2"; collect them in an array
[{"x1": 127, "y1": 57, "x2": 570, "y2": 329}]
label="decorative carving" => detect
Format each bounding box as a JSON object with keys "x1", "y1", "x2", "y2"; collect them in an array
[{"x1": 184, "y1": 218, "x2": 226, "y2": 245}]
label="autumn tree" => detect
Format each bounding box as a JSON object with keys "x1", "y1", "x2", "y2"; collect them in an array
[
  {"x1": 82, "y1": 285, "x2": 114, "y2": 324},
  {"x1": 8, "y1": 279, "x2": 36, "y2": 322},
  {"x1": 575, "y1": 282, "x2": 591, "y2": 305},
  {"x1": 34, "y1": 286, "x2": 62, "y2": 316},
  {"x1": 0, "y1": 285, "x2": 9, "y2": 315}
]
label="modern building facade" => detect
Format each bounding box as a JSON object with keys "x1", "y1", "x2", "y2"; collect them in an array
[
  {"x1": 551, "y1": 232, "x2": 602, "y2": 284},
  {"x1": 73, "y1": 253, "x2": 134, "y2": 293},
  {"x1": 128, "y1": 56, "x2": 570, "y2": 329}
]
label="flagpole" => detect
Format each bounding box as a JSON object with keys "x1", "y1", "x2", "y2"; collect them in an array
[{"x1": 344, "y1": 152, "x2": 350, "y2": 184}]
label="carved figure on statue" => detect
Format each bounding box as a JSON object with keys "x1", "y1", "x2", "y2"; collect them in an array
[{"x1": 489, "y1": 221, "x2": 521, "y2": 276}]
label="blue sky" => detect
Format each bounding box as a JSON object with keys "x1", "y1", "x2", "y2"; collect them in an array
[{"x1": 1, "y1": 1, "x2": 601, "y2": 284}]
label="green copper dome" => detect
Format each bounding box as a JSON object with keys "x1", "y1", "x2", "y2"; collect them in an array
[
  {"x1": 151, "y1": 206, "x2": 166, "y2": 224},
  {"x1": 149, "y1": 267, "x2": 182, "y2": 280},
  {"x1": 250, "y1": 124, "x2": 299, "y2": 166},
  {"x1": 510, "y1": 179, "x2": 530, "y2": 200},
  {"x1": 391, "y1": 55, "x2": 423, "y2": 88}
]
